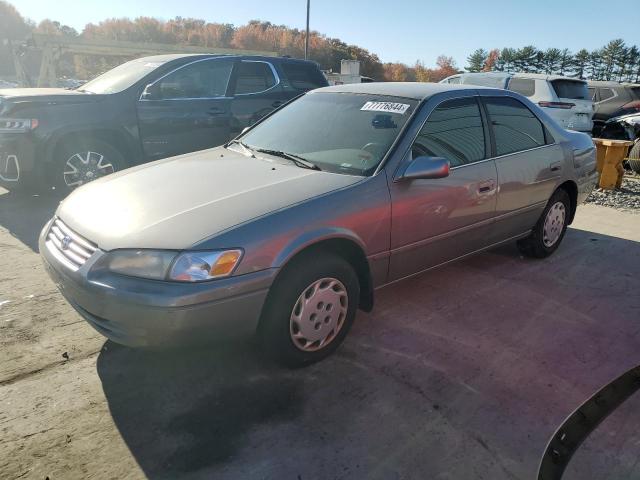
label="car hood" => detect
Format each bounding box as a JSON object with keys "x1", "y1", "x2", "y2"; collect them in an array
[
  {"x1": 0, "y1": 88, "x2": 102, "y2": 111},
  {"x1": 57, "y1": 147, "x2": 362, "y2": 251},
  {"x1": 0, "y1": 88, "x2": 87, "y2": 98}
]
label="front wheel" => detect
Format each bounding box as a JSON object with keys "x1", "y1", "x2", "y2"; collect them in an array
[
  {"x1": 51, "y1": 139, "x2": 126, "y2": 194},
  {"x1": 517, "y1": 189, "x2": 570, "y2": 258},
  {"x1": 258, "y1": 252, "x2": 360, "y2": 367}
]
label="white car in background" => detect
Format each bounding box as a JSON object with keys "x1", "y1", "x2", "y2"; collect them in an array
[{"x1": 441, "y1": 72, "x2": 594, "y2": 133}]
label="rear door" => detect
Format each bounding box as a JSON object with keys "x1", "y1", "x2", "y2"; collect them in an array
[
  {"x1": 481, "y1": 94, "x2": 563, "y2": 242},
  {"x1": 228, "y1": 59, "x2": 284, "y2": 137},
  {"x1": 388, "y1": 94, "x2": 498, "y2": 281},
  {"x1": 137, "y1": 58, "x2": 234, "y2": 159},
  {"x1": 548, "y1": 79, "x2": 593, "y2": 132}
]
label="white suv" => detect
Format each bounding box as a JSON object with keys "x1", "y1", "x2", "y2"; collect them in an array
[{"x1": 441, "y1": 72, "x2": 594, "y2": 133}]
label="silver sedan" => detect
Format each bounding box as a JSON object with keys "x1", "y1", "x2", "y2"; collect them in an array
[{"x1": 40, "y1": 82, "x2": 598, "y2": 366}]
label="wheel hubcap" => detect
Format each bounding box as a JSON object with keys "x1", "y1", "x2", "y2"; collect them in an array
[
  {"x1": 542, "y1": 201, "x2": 566, "y2": 247},
  {"x1": 63, "y1": 151, "x2": 114, "y2": 188},
  {"x1": 289, "y1": 277, "x2": 348, "y2": 352}
]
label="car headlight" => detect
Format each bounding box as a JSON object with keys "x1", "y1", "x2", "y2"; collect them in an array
[
  {"x1": 102, "y1": 249, "x2": 242, "y2": 282},
  {"x1": 0, "y1": 118, "x2": 39, "y2": 133},
  {"x1": 169, "y1": 250, "x2": 243, "y2": 282}
]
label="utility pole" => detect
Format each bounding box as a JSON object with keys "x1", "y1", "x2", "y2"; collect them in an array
[{"x1": 305, "y1": 0, "x2": 310, "y2": 60}]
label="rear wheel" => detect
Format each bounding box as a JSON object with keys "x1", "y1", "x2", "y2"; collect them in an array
[
  {"x1": 258, "y1": 252, "x2": 359, "y2": 367},
  {"x1": 517, "y1": 189, "x2": 570, "y2": 258},
  {"x1": 50, "y1": 139, "x2": 126, "y2": 194},
  {"x1": 628, "y1": 141, "x2": 640, "y2": 174}
]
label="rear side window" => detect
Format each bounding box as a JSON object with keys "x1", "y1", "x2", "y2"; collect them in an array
[
  {"x1": 447, "y1": 76, "x2": 461, "y2": 84},
  {"x1": 551, "y1": 80, "x2": 589, "y2": 100},
  {"x1": 485, "y1": 97, "x2": 546, "y2": 156},
  {"x1": 508, "y1": 78, "x2": 535, "y2": 97},
  {"x1": 281, "y1": 62, "x2": 327, "y2": 91},
  {"x1": 588, "y1": 87, "x2": 596, "y2": 100},
  {"x1": 412, "y1": 97, "x2": 486, "y2": 167},
  {"x1": 598, "y1": 88, "x2": 615, "y2": 101},
  {"x1": 234, "y1": 61, "x2": 276, "y2": 95},
  {"x1": 631, "y1": 87, "x2": 640, "y2": 99}
]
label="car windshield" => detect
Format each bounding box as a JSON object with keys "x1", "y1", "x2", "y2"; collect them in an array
[
  {"x1": 240, "y1": 92, "x2": 418, "y2": 176},
  {"x1": 79, "y1": 58, "x2": 169, "y2": 94}
]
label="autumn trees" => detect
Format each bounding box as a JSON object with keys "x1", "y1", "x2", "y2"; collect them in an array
[{"x1": 2, "y1": 0, "x2": 640, "y2": 84}]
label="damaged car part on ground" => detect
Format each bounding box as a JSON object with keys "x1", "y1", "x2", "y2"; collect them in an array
[{"x1": 40, "y1": 82, "x2": 598, "y2": 367}]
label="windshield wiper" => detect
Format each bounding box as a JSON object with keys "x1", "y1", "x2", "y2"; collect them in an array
[{"x1": 254, "y1": 148, "x2": 321, "y2": 171}]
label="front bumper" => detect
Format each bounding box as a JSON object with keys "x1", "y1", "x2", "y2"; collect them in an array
[
  {"x1": 0, "y1": 134, "x2": 37, "y2": 188},
  {"x1": 39, "y1": 223, "x2": 276, "y2": 347}
]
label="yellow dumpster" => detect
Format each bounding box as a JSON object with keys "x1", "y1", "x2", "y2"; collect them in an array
[{"x1": 592, "y1": 138, "x2": 634, "y2": 190}]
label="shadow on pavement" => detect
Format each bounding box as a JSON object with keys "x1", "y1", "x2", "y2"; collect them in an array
[
  {"x1": 97, "y1": 228, "x2": 640, "y2": 480},
  {"x1": 97, "y1": 340, "x2": 307, "y2": 478},
  {"x1": 0, "y1": 189, "x2": 61, "y2": 252}
]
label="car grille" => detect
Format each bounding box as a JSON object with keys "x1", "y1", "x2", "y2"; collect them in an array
[{"x1": 45, "y1": 217, "x2": 97, "y2": 271}]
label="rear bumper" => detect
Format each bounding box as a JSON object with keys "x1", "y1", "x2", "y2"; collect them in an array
[
  {"x1": 39, "y1": 223, "x2": 277, "y2": 347},
  {"x1": 0, "y1": 133, "x2": 38, "y2": 188}
]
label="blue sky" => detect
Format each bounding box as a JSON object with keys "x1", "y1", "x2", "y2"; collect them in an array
[{"x1": 12, "y1": 0, "x2": 640, "y2": 68}]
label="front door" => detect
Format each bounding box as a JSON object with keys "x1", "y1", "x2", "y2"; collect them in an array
[
  {"x1": 388, "y1": 96, "x2": 498, "y2": 281},
  {"x1": 137, "y1": 58, "x2": 234, "y2": 159},
  {"x1": 228, "y1": 60, "x2": 285, "y2": 137}
]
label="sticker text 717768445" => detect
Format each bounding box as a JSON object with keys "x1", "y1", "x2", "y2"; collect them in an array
[{"x1": 361, "y1": 101, "x2": 410, "y2": 115}]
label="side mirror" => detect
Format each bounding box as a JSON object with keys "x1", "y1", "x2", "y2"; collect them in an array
[
  {"x1": 399, "y1": 156, "x2": 450, "y2": 181},
  {"x1": 141, "y1": 83, "x2": 160, "y2": 100}
]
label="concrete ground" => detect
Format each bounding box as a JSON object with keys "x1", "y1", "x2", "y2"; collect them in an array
[{"x1": 1, "y1": 188, "x2": 639, "y2": 480}]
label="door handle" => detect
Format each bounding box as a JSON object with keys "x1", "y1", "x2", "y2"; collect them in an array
[
  {"x1": 550, "y1": 161, "x2": 562, "y2": 172},
  {"x1": 478, "y1": 179, "x2": 495, "y2": 194},
  {"x1": 207, "y1": 108, "x2": 225, "y2": 116},
  {"x1": 271, "y1": 101, "x2": 284, "y2": 108}
]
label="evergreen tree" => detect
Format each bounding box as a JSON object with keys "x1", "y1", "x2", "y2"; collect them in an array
[
  {"x1": 572, "y1": 49, "x2": 590, "y2": 79},
  {"x1": 558, "y1": 48, "x2": 573, "y2": 75},
  {"x1": 466, "y1": 48, "x2": 488, "y2": 72},
  {"x1": 542, "y1": 48, "x2": 562, "y2": 74}
]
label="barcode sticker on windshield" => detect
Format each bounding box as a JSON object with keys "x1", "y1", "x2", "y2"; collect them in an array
[{"x1": 361, "y1": 101, "x2": 410, "y2": 115}]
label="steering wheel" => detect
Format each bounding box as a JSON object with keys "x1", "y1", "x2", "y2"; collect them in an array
[{"x1": 361, "y1": 142, "x2": 385, "y2": 155}]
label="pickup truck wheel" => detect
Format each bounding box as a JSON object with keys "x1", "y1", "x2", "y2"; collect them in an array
[
  {"x1": 51, "y1": 140, "x2": 126, "y2": 193},
  {"x1": 258, "y1": 252, "x2": 359, "y2": 367},
  {"x1": 517, "y1": 189, "x2": 570, "y2": 259},
  {"x1": 628, "y1": 141, "x2": 640, "y2": 174}
]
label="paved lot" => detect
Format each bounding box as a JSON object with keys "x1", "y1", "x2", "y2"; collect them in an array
[{"x1": 1, "y1": 188, "x2": 639, "y2": 480}]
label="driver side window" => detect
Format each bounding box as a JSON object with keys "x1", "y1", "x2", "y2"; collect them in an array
[
  {"x1": 411, "y1": 97, "x2": 486, "y2": 167},
  {"x1": 155, "y1": 59, "x2": 233, "y2": 100}
]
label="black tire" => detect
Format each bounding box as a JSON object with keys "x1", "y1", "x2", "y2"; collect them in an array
[
  {"x1": 517, "y1": 188, "x2": 571, "y2": 259},
  {"x1": 49, "y1": 139, "x2": 127, "y2": 194},
  {"x1": 628, "y1": 141, "x2": 640, "y2": 175},
  {"x1": 258, "y1": 252, "x2": 360, "y2": 367}
]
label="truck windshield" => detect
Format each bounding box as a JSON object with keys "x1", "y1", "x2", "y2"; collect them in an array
[
  {"x1": 240, "y1": 92, "x2": 418, "y2": 176},
  {"x1": 79, "y1": 58, "x2": 169, "y2": 94}
]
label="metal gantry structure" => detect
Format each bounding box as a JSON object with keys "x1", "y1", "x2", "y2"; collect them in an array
[{"x1": 6, "y1": 34, "x2": 277, "y2": 88}]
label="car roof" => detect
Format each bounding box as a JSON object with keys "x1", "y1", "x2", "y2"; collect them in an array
[
  {"x1": 314, "y1": 82, "x2": 492, "y2": 100},
  {"x1": 512, "y1": 72, "x2": 586, "y2": 82},
  {"x1": 136, "y1": 53, "x2": 315, "y2": 65},
  {"x1": 444, "y1": 71, "x2": 586, "y2": 83},
  {"x1": 588, "y1": 80, "x2": 640, "y2": 87}
]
